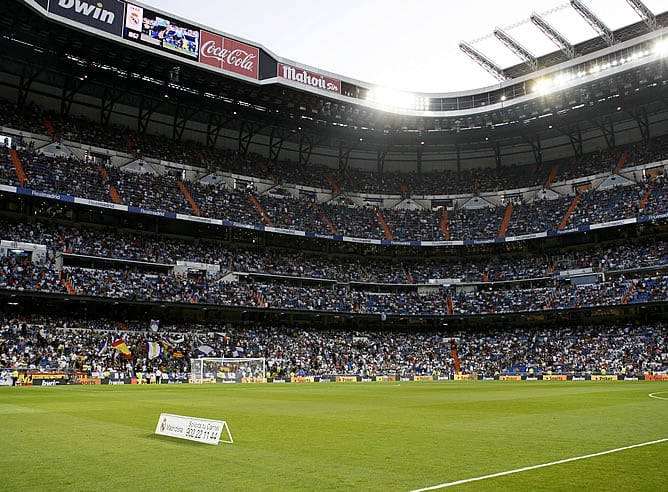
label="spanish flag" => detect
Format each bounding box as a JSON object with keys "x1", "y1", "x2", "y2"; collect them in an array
[{"x1": 112, "y1": 339, "x2": 132, "y2": 359}]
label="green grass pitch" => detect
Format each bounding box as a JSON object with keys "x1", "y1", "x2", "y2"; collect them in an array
[{"x1": 1, "y1": 381, "x2": 667, "y2": 491}]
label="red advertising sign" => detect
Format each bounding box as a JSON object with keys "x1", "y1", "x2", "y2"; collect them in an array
[
  {"x1": 278, "y1": 63, "x2": 341, "y2": 94},
  {"x1": 200, "y1": 30, "x2": 259, "y2": 80}
]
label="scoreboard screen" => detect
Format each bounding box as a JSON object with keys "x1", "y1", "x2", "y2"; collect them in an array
[{"x1": 124, "y1": 2, "x2": 199, "y2": 61}]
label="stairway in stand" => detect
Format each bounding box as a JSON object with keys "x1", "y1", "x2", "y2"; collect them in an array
[
  {"x1": 177, "y1": 180, "x2": 201, "y2": 216},
  {"x1": 248, "y1": 193, "x2": 274, "y2": 227},
  {"x1": 8, "y1": 149, "x2": 27, "y2": 186}
]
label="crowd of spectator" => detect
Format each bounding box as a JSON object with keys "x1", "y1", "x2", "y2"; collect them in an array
[
  {"x1": 2, "y1": 142, "x2": 668, "y2": 242},
  {"x1": 2, "y1": 216, "x2": 668, "y2": 287},
  {"x1": 1, "y1": 314, "x2": 665, "y2": 379},
  {"x1": 1, "y1": 92, "x2": 667, "y2": 389},
  {"x1": 3, "y1": 97, "x2": 668, "y2": 203},
  {"x1": 1, "y1": 242, "x2": 667, "y2": 316}
]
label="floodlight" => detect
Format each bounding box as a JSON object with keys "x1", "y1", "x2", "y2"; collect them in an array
[
  {"x1": 365, "y1": 88, "x2": 422, "y2": 111},
  {"x1": 554, "y1": 73, "x2": 573, "y2": 87},
  {"x1": 533, "y1": 78, "x2": 553, "y2": 94},
  {"x1": 653, "y1": 40, "x2": 668, "y2": 57}
]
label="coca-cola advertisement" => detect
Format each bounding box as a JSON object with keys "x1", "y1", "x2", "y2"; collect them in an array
[
  {"x1": 200, "y1": 30, "x2": 259, "y2": 80},
  {"x1": 277, "y1": 63, "x2": 340, "y2": 94}
]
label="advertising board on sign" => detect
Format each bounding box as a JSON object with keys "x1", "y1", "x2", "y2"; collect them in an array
[
  {"x1": 277, "y1": 63, "x2": 341, "y2": 94},
  {"x1": 199, "y1": 30, "x2": 259, "y2": 80},
  {"x1": 155, "y1": 413, "x2": 233, "y2": 445},
  {"x1": 49, "y1": 0, "x2": 125, "y2": 36}
]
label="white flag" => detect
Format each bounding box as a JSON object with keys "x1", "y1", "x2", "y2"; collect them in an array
[
  {"x1": 147, "y1": 341, "x2": 162, "y2": 360},
  {"x1": 198, "y1": 345, "x2": 214, "y2": 355}
]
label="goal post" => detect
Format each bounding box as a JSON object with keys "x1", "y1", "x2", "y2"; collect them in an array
[{"x1": 189, "y1": 357, "x2": 266, "y2": 384}]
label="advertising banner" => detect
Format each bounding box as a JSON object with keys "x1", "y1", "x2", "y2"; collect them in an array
[
  {"x1": 242, "y1": 377, "x2": 268, "y2": 383},
  {"x1": 336, "y1": 376, "x2": 359, "y2": 383},
  {"x1": 155, "y1": 413, "x2": 232, "y2": 445},
  {"x1": 542, "y1": 375, "x2": 568, "y2": 381},
  {"x1": 591, "y1": 375, "x2": 619, "y2": 381},
  {"x1": 28, "y1": 372, "x2": 70, "y2": 386},
  {"x1": 290, "y1": 376, "x2": 315, "y2": 383},
  {"x1": 49, "y1": 0, "x2": 125, "y2": 36},
  {"x1": 199, "y1": 30, "x2": 259, "y2": 79},
  {"x1": 124, "y1": 3, "x2": 200, "y2": 60},
  {"x1": 277, "y1": 63, "x2": 341, "y2": 94}
]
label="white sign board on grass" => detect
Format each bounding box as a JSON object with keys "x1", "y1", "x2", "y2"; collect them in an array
[{"x1": 155, "y1": 413, "x2": 233, "y2": 445}]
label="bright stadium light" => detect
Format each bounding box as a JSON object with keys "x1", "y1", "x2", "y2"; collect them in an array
[
  {"x1": 533, "y1": 77, "x2": 553, "y2": 94},
  {"x1": 365, "y1": 88, "x2": 424, "y2": 111},
  {"x1": 653, "y1": 39, "x2": 668, "y2": 57},
  {"x1": 554, "y1": 73, "x2": 574, "y2": 87}
]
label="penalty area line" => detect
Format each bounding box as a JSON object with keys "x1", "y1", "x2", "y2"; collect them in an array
[{"x1": 409, "y1": 437, "x2": 668, "y2": 491}]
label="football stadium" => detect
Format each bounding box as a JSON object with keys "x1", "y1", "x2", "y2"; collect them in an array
[{"x1": 1, "y1": 0, "x2": 667, "y2": 490}]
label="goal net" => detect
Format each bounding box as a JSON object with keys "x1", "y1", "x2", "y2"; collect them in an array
[{"x1": 189, "y1": 358, "x2": 266, "y2": 384}]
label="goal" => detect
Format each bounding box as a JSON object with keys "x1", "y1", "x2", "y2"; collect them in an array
[{"x1": 190, "y1": 357, "x2": 266, "y2": 384}]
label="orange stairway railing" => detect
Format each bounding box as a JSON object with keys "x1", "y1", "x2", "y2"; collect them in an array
[
  {"x1": 622, "y1": 281, "x2": 636, "y2": 305},
  {"x1": 403, "y1": 265, "x2": 413, "y2": 284},
  {"x1": 43, "y1": 119, "x2": 55, "y2": 138},
  {"x1": 613, "y1": 151, "x2": 628, "y2": 174},
  {"x1": 109, "y1": 186, "x2": 122, "y2": 204},
  {"x1": 376, "y1": 209, "x2": 393, "y2": 240},
  {"x1": 313, "y1": 203, "x2": 338, "y2": 235},
  {"x1": 498, "y1": 204, "x2": 514, "y2": 238},
  {"x1": 63, "y1": 279, "x2": 75, "y2": 295},
  {"x1": 98, "y1": 166, "x2": 122, "y2": 204},
  {"x1": 248, "y1": 193, "x2": 274, "y2": 227},
  {"x1": 440, "y1": 209, "x2": 450, "y2": 241},
  {"x1": 326, "y1": 175, "x2": 342, "y2": 195},
  {"x1": 177, "y1": 180, "x2": 201, "y2": 216},
  {"x1": 638, "y1": 183, "x2": 653, "y2": 210},
  {"x1": 544, "y1": 163, "x2": 559, "y2": 189},
  {"x1": 546, "y1": 288, "x2": 557, "y2": 309},
  {"x1": 450, "y1": 341, "x2": 461, "y2": 374},
  {"x1": 558, "y1": 193, "x2": 582, "y2": 231},
  {"x1": 8, "y1": 149, "x2": 26, "y2": 186}
]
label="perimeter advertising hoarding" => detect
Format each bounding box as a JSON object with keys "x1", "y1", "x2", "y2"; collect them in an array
[
  {"x1": 199, "y1": 30, "x2": 259, "y2": 80},
  {"x1": 48, "y1": 0, "x2": 125, "y2": 36},
  {"x1": 277, "y1": 63, "x2": 341, "y2": 94},
  {"x1": 124, "y1": 2, "x2": 200, "y2": 61}
]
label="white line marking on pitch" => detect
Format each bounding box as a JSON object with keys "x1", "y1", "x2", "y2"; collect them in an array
[
  {"x1": 409, "y1": 438, "x2": 668, "y2": 491},
  {"x1": 649, "y1": 392, "x2": 668, "y2": 400}
]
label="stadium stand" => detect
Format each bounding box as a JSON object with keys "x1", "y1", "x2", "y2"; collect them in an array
[{"x1": 1, "y1": 0, "x2": 667, "y2": 385}]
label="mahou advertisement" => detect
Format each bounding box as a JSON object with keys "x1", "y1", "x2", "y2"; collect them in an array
[
  {"x1": 200, "y1": 30, "x2": 259, "y2": 80},
  {"x1": 277, "y1": 63, "x2": 341, "y2": 94}
]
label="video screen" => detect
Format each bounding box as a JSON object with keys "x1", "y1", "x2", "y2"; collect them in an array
[{"x1": 124, "y1": 3, "x2": 199, "y2": 60}]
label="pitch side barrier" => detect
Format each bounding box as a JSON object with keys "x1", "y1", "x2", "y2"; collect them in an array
[
  {"x1": 265, "y1": 374, "x2": 668, "y2": 383},
  {"x1": 5, "y1": 370, "x2": 190, "y2": 386},
  {"x1": 4, "y1": 370, "x2": 667, "y2": 386}
]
